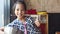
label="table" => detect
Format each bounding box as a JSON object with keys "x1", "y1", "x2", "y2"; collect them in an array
[{"x1": 55, "y1": 32, "x2": 60, "y2": 34}]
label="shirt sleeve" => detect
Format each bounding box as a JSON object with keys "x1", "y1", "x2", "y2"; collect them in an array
[
  {"x1": 6, "y1": 22, "x2": 14, "y2": 27},
  {"x1": 6, "y1": 19, "x2": 18, "y2": 30},
  {"x1": 28, "y1": 17, "x2": 35, "y2": 24}
]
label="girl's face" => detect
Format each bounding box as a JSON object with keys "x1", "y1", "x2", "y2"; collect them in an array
[{"x1": 15, "y1": 4, "x2": 25, "y2": 19}]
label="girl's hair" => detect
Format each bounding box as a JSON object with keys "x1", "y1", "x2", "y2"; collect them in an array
[{"x1": 12, "y1": 1, "x2": 26, "y2": 12}]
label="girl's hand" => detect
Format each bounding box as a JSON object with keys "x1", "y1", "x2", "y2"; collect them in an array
[
  {"x1": 0, "y1": 30, "x2": 4, "y2": 34},
  {"x1": 0, "y1": 27, "x2": 4, "y2": 32},
  {"x1": 34, "y1": 19, "x2": 41, "y2": 27},
  {"x1": 0, "y1": 27, "x2": 4, "y2": 34},
  {"x1": 35, "y1": 20, "x2": 40, "y2": 27}
]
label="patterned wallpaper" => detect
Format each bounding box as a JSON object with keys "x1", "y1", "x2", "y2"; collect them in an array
[
  {"x1": 25, "y1": 0, "x2": 47, "y2": 11},
  {"x1": 25, "y1": 0, "x2": 60, "y2": 13}
]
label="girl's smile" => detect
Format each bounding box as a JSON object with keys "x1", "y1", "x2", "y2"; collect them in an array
[{"x1": 15, "y1": 4, "x2": 25, "y2": 19}]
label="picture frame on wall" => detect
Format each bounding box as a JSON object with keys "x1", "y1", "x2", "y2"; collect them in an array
[
  {"x1": 40, "y1": 15, "x2": 47, "y2": 23},
  {"x1": 30, "y1": 14, "x2": 47, "y2": 23}
]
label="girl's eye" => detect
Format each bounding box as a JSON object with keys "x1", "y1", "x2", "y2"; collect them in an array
[
  {"x1": 21, "y1": 9, "x2": 25, "y2": 11},
  {"x1": 17, "y1": 9, "x2": 19, "y2": 11}
]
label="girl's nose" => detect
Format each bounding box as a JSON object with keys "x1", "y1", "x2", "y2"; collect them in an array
[{"x1": 19, "y1": 11, "x2": 22, "y2": 14}]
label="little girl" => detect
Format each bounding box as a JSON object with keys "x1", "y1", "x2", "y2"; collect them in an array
[{"x1": 0, "y1": 0, "x2": 41, "y2": 34}]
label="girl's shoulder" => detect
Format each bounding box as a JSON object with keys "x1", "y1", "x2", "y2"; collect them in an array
[{"x1": 7, "y1": 19, "x2": 18, "y2": 27}]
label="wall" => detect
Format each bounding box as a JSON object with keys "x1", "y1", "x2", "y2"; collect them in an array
[
  {"x1": 0, "y1": 0, "x2": 4, "y2": 27},
  {"x1": 0, "y1": 0, "x2": 10, "y2": 27},
  {"x1": 25, "y1": 0, "x2": 47, "y2": 11},
  {"x1": 47, "y1": 0, "x2": 60, "y2": 13},
  {"x1": 4, "y1": 0, "x2": 10, "y2": 26},
  {"x1": 25, "y1": 0, "x2": 60, "y2": 13}
]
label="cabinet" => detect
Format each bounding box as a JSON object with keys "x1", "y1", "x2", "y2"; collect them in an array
[{"x1": 37, "y1": 11, "x2": 48, "y2": 34}]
